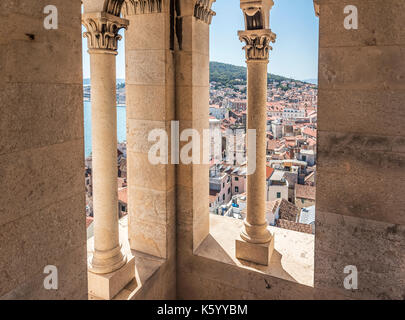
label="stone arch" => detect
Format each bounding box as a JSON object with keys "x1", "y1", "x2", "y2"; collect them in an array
[
  {"x1": 83, "y1": 0, "x2": 164, "y2": 17},
  {"x1": 82, "y1": 0, "x2": 126, "y2": 16},
  {"x1": 121, "y1": 0, "x2": 163, "y2": 16}
]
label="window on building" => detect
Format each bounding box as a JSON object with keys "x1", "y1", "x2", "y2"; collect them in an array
[
  {"x1": 235, "y1": 186, "x2": 239, "y2": 193},
  {"x1": 222, "y1": 194, "x2": 225, "y2": 201},
  {"x1": 235, "y1": 177, "x2": 239, "y2": 181},
  {"x1": 277, "y1": 192, "x2": 281, "y2": 199}
]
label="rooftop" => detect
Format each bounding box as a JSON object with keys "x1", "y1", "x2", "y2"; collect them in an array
[{"x1": 295, "y1": 184, "x2": 316, "y2": 200}]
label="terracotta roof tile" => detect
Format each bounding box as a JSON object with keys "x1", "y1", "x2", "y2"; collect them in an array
[
  {"x1": 295, "y1": 184, "x2": 316, "y2": 200},
  {"x1": 118, "y1": 187, "x2": 128, "y2": 204}
]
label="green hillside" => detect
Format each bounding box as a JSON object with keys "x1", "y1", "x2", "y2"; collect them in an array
[{"x1": 210, "y1": 61, "x2": 295, "y2": 88}]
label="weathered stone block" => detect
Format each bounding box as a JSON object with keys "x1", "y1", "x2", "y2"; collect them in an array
[
  {"x1": 318, "y1": 89, "x2": 405, "y2": 136},
  {"x1": 126, "y1": 84, "x2": 175, "y2": 121},
  {"x1": 236, "y1": 236, "x2": 275, "y2": 266},
  {"x1": 319, "y1": 46, "x2": 405, "y2": 91},
  {"x1": 88, "y1": 255, "x2": 135, "y2": 300},
  {"x1": 320, "y1": 0, "x2": 405, "y2": 48}
]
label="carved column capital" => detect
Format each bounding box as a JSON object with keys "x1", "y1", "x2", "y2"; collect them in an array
[
  {"x1": 313, "y1": 0, "x2": 320, "y2": 17},
  {"x1": 238, "y1": 29, "x2": 276, "y2": 62},
  {"x1": 82, "y1": 12, "x2": 129, "y2": 53},
  {"x1": 194, "y1": 0, "x2": 216, "y2": 24}
]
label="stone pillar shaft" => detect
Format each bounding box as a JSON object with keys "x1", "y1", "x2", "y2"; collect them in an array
[
  {"x1": 243, "y1": 60, "x2": 271, "y2": 243},
  {"x1": 89, "y1": 51, "x2": 126, "y2": 273},
  {"x1": 82, "y1": 12, "x2": 129, "y2": 275},
  {"x1": 235, "y1": 0, "x2": 276, "y2": 266},
  {"x1": 82, "y1": 11, "x2": 135, "y2": 300}
]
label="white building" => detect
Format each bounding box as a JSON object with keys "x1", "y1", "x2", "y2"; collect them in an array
[
  {"x1": 209, "y1": 118, "x2": 222, "y2": 162},
  {"x1": 271, "y1": 119, "x2": 283, "y2": 139},
  {"x1": 282, "y1": 107, "x2": 306, "y2": 120},
  {"x1": 299, "y1": 205, "x2": 316, "y2": 234},
  {"x1": 298, "y1": 149, "x2": 316, "y2": 166},
  {"x1": 267, "y1": 170, "x2": 289, "y2": 201}
]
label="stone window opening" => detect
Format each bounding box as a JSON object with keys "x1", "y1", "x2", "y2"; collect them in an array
[{"x1": 194, "y1": 0, "x2": 317, "y2": 292}]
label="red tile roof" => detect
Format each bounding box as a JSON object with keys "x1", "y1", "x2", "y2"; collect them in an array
[
  {"x1": 86, "y1": 216, "x2": 94, "y2": 229},
  {"x1": 302, "y1": 127, "x2": 317, "y2": 138},
  {"x1": 118, "y1": 187, "x2": 128, "y2": 204},
  {"x1": 295, "y1": 184, "x2": 316, "y2": 200},
  {"x1": 266, "y1": 166, "x2": 274, "y2": 180},
  {"x1": 276, "y1": 219, "x2": 313, "y2": 234}
]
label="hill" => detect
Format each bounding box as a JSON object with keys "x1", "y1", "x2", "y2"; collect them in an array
[
  {"x1": 303, "y1": 78, "x2": 318, "y2": 85},
  {"x1": 84, "y1": 64, "x2": 311, "y2": 88},
  {"x1": 210, "y1": 61, "x2": 296, "y2": 88}
]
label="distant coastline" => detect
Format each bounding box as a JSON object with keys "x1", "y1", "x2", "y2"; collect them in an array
[{"x1": 84, "y1": 101, "x2": 127, "y2": 158}]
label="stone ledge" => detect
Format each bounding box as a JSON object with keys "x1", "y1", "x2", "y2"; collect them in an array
[
  {"x1": 87, "y1": 216, "x2": 166, "y2": 300},
  {"x1": 195, "y1": 214, "x2": 315, "y2": 287}
]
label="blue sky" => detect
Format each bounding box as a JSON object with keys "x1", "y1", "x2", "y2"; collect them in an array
[{"x1": 82, "y1": 0, "x2": 319, "y2": 81}]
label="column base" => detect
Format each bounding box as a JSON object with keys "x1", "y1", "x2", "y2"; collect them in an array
[
  {"x1": 89, "y1": 244, "x2": 127, "y2": 274},
  {"x1": 88, "y1": 254, "x2": 135, "y2": 300},
  {"x1": 235, "y1": 234, "x2": 275, "y2": 266}
]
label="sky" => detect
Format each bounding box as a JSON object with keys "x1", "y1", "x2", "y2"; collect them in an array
[{"x1": 82, "y1": 0, "x2": 319, "y2": 81}]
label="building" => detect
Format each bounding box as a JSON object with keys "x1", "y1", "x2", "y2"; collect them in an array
[
  {"x1": 267, "y1": 169, "x2": 289, "y2": 201},
  {"x1": 295, "y1": 184, "x2": 316, "y2": 210},
  {"x1": 118, "y1": 187, "x2": 128, "y2": 218},
  {"x1": 209, "y1": 164, "x2": 232, "y2": 210},
  {"x1": 299, "y1": 205, "x2": 316, "y2": 234},
  {"x1": 209, "y1": 118, "x2": 222, "y2": 162},
  {"x1": 282, "y1": 106, "x2": 306, "y2": 120},
  {"x1": 298, "y1": 149, "x2": 316, "y2": 166},
  {"x1": 271, "y1": 119, "x2": 283, "y2": 139},
  {"x1": 209, "y1": 104, "x2": 229, "y2": 119},
  {"x1": 266, "y1": 198, "x2": 299, "y2": 227}
]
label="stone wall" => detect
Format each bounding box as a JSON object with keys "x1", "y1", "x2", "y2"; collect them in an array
[
  {"x1": 124, "y1": 1, "x2": 176, "y2": 297},
  {"x1": 175, "y1": 0, "x2": 211, "y2": 297},
  {"x1": 0, "y1": 0, "x2": 87, "y2": 299},
  {"x1": 315, "y1": 0, "x2": 405, "y2": 299}
]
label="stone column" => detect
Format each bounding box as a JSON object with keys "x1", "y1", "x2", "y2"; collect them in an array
[
  {"x1": 83, "y1": 12, "x2": 134, "y2": 300},
  {"x1": 235, "y1": 0, "x2": 276, "y2": 266}
]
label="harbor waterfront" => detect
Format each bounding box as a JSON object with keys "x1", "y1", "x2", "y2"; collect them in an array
[{"x1": 83, "y1": 101, "x2": 126, "y2": 157}]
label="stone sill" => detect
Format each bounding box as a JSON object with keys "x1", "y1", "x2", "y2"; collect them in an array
[
  {"x1": 87, "y1": 216, "x2": 166, "y2": 300},
  {"x1": 195, "y1": 214, "x2": 315, "y2": 287}
]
